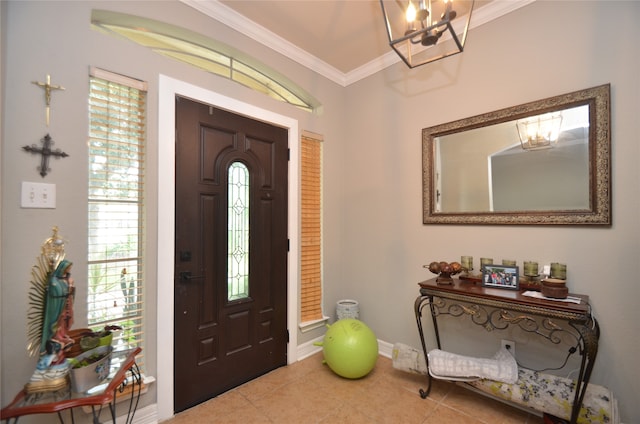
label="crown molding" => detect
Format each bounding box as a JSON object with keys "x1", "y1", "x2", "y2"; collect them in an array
[
  {"x1": 180, "y1": 0, "x2": 348, "y2": 86},
  {"x1": 181, "y1": 0, "x2": 536, "y2": 87}
]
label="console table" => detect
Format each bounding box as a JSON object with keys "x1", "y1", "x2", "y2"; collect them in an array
[
  {"x1": 415, "y1": 278, "x2": 599, "y2": 424},
  {"x1": 1, "y1": 347, "x2": 142, "y2": 424}
]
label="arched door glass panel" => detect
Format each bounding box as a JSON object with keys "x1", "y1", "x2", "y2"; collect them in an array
[{"x1": 228, "y1": 162, "x2": 249, "y2": 301}]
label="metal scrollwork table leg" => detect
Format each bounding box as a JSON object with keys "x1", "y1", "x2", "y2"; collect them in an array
[
  {"x1": 414, "y1": 292, "x2": 600, "y2": 424},
  {"x1": 568, "y1": 318, "x2": 600, "y2": 424},
  {"x1": 414, "y1": 294, "x2": 437, "y2": 398}
]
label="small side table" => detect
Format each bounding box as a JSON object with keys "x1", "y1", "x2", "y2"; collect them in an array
[{"x1": 2, "y1": 347, "x2": 142, "y2": 424}]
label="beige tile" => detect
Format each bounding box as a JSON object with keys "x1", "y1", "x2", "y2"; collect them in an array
[
  {"x1": 166, "y1": 391, "x2": 253, "y2": 423},
  {"x1": 305, "y1": 366, "x2": 370, "y2": 403},
  {"x1": 347, "y1": 372, "x2": 438, "y2": 423},
  {"x1": 211, "y1": 403, "x2": 273, "y2": 423},
  {"x1": 284, "y1": 351, "x2": 328, "y2": 378},
  {"x1": 163, "y1": 355, "x2": 538, "y2": 424},
  {"x1": 385, "y1": 367, "x2": 454, "y2": 402},
  {"x1": 318, "y1": 403, "x2": 380, "y2": 424},
  {"x1": 236, "y1": 352, "x2": 329, "y2": 403},
  {"x1": 424, "y1": 404, "x2": 486, "y2": 423},
  {"x1": 200, "y1": 390, "x2": 252, "y2": 415},
  {"x1": 250, "y1": 376, "x2": 343, "y2": 422},
  {"x1": 442, "y1": 385, "x2": 533, "y2": 423},
  {"x1": 235, "y1": 371, "x2": 289, "y2": 403}
]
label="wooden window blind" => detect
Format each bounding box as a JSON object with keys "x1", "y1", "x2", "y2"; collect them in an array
[
  {"x1": 300, "y1": 132, "x2": 323, "y2": 322},
  {"x1": 88, "y1": 67, "x2": 147, "y2": 366}
]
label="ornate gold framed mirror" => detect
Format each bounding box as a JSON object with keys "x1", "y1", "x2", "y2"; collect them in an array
[{"x1": 423, "y1": 84, "x2": 611, "y2": 225}]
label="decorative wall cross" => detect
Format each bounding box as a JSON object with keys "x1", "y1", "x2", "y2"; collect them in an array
[
  {"x1": 32, "y1": 74, "x2": 65, "y2": 127},
  {"x1": 23, "y1": 134, "x2": 69, "y2": 177}
]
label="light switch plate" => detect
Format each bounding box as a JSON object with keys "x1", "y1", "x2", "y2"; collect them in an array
[{"x1": 21, "y1": 181, "x2": 56, "y2": 208}]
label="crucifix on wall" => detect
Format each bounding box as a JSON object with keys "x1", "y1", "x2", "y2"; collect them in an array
[
  {"x1": 32, "y1": 74, "x2": 65, "y2": 127},
  {"x1": 25, "y1": 74, "x2": 69, "y2": 177}
]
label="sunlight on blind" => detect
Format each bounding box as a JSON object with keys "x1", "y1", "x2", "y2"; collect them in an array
[
  {"x1": 88, "y1": 67, "x2": 146, "y2": 366},
  {"x1": 301, "y1": 133, "x2": 323, "y2": 322}
]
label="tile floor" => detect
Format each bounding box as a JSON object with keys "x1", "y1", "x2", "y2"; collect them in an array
[{"x1": 163, "y1": 352, "x2": 540, "y2": 423}]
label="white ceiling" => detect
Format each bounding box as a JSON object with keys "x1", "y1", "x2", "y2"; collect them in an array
[{"x1": 181, "y1": 0, "x2": 534, "y2": 86}]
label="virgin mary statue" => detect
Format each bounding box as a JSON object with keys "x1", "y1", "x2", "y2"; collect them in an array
[
  {"x1": 25, "y1": 228, "x2": 76, "y2": 393},
  {"x1": 39, "y1": 259, "x2": 75, "y2": 364}
]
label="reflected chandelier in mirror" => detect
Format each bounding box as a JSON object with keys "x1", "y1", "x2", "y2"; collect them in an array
[{"x1": 423, "y1": 84, "x2": 611, "y2": 225}]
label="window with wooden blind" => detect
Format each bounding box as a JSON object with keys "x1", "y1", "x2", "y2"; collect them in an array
[
  {"x1": 88, "y1": 67, "x2": 147, "y2": 362},
  {"x1": 300, "y1": 132, "x2": 323, "y2": 323}
]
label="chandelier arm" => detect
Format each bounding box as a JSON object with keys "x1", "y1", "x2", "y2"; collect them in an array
[{"x1": 392, "y1": 20, "x2": 448, "y2": 45}]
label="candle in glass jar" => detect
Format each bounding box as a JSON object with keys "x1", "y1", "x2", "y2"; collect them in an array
[
  {"x1": 502, "y1": 259, "x2": 516, "y2": 266},
  {"x1": 480, "y1": 258, "x2": 493, "y2": 269},
  {"x1": 461, "y1": 256, "x2": 473, "y2": 270},
  {"x1": 550, "y1": 263, "x2": 567, "y2": 279},
  {"x1": 524, "y1": 261, "x2": 538, "y2": 276}
]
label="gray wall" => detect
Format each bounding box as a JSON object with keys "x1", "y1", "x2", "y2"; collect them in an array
[
  {"x1": 2, "y1": 1, "x2": 639, "y2": 423},
  {"x1": 1, "y1": 1, "x2": 344, "y2": 421},
  {"x1": 330, "y1": 2, "x2": 639, "y2": 422}
]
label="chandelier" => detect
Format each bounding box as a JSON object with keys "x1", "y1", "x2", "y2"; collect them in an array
[
  {"x1": 379, "y1": 0, "x2": 475, "y2": 68},
  {"x1": 516, "y1": 113, "x2": 563, "y2": 151}
]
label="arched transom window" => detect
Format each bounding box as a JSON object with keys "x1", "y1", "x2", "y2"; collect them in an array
[{"x1": 91, "y1": 10, "x2": 319, "y2": 113}]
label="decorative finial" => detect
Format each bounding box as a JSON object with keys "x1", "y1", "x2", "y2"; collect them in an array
[{"x1": 41, "y1": 226, "x2": 66, "y2": 269}]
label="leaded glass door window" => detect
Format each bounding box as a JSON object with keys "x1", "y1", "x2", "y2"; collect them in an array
[{"x1": 228, "y1": 162, "x2": 249, "y2": 301}]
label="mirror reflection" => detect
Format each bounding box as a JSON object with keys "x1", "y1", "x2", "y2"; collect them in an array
[
  {"x1": 435, "y1": 105, "x2": 590, "y2": 213},
  {"x1": 422, "y1": 84, "x2": 611, "y2": 225}
]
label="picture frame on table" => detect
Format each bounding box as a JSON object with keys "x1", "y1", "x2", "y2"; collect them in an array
[{"x1": 482, "y1": 265, "x2": 519, "y2": 290}]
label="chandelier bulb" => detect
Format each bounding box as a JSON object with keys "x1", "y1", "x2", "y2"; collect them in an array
[{"x1": 406, "y1": 1, "x2": 417, "y2": 22}]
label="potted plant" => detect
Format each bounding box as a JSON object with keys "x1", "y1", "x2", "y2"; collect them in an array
[
  {"x1": 67, "y1": 344, "x2": 113, "y2": 392},
  {"x1": 77, "y1": 325, "x2": 122, "y2": 351}
]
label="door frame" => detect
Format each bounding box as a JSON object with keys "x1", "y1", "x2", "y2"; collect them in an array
[{"x1": 157, "y1": 75, "x2": 299, "y2": 421}]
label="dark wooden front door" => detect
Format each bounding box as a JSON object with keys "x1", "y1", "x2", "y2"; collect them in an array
[{"x1": 174, "y1": 96, "x2": 288, "y2": 412}]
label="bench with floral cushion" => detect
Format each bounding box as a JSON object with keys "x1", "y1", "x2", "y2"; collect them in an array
[
  {"x1": 392, "y1": 343, "x2": 618, "y2": 424},
  {"x1": 466, "y1": 368, "x2": 618, "y2": 424}
]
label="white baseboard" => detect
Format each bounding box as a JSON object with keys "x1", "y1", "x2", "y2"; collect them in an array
[
  {"x1": 295, "y1": 335, "x2": 324, "y2": 361},
  {"x1": 378, "y1": 339, "x2": 393, "y2": 358}
]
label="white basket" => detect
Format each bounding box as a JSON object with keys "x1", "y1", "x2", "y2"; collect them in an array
[{"x1": 336, "y1": 299, "x2": 359, "y2": 320}]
